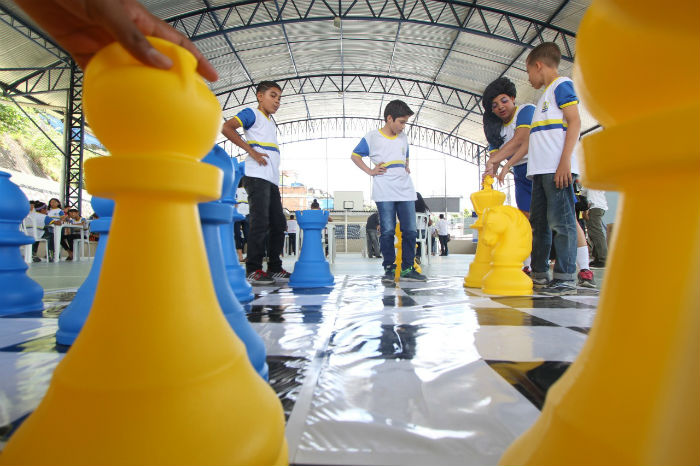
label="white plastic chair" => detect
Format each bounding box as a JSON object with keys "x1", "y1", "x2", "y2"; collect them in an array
[
  {"x1": 22, "y1": 216, "x2": 49, "y2": 263},
  {"x1": 415, "y1": 213, "x2": 430, "y2": 265},
  {"x1": 71, "y1": 225, "x2": 92, "y2": 261}
]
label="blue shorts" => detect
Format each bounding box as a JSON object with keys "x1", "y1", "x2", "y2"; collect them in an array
[{"x1": 513, "y1": 163, "x2": 532, "y2": 212}]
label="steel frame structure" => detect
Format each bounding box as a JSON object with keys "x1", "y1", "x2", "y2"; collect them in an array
[
  {"x1": 220, "y1": 117, "x2": 487, "y2": 165},
  {"x1": 62, "y1": 64, "x2": 84, "y2": 212}
]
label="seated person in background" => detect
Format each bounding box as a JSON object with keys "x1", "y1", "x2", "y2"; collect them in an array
[
  {"x1": 60, "y1": 208, "x2": 87, "y2": 261},
  {"x1": 24, "y1": 201, "x2": 56, "y2": 262},
  {"x1": 47, "y1": 197, "x2": 64, "y2": 220}
]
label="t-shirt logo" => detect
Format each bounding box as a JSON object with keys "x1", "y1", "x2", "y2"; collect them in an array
[{"x1": 541, "y1": 101, "x2": 549, "y2": 112}]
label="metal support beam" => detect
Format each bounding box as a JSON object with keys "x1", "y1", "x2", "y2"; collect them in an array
[
  {"x1": 224, "y1": 117, "x2": 487, "y2": 165},
  {"x1": 62, "y1": 63, "x2": 84, "y2": 213},
  {"x1": 169, "y1": 1, "x2": 577, "y2": 61}
]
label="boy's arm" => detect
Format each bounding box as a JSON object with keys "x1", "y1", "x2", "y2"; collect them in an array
[
  {"x1": 351, "y1": 154, "x2": 386, "y2": 176},
  {"x1": 221, "y1": 117, "x2": 269, "y2": 167},
  {"x1": 554, "y1": 104, "x2": 581, "y2": 189},
  {"x1": 496, "y1": 137, "x2": 530, "y2": 183},
  {"x1": 486, "y1": 127, "x2": 529, "y2": 167}
]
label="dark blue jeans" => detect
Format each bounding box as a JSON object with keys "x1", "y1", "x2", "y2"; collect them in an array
[
  {"x1": 376, "y1": 201, "x2": 417, "y2": 269},
  {"x1": 530, "y1": 174, "x2": 577, "y2": 281}
]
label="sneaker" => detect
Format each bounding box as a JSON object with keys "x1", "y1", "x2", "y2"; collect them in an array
[
  {"x1": 531, "y1": 276, "x2": 549, "y2": 289},
  {"x1": 522, "y1": 266, "x2": 531, "y2": 276},
  {"x1": 577, "y1": 269, "x2": 596, "y2": 288},
  {"x1": 400, "y1": 267, "x2": 427, "y2": 282},
  {"x1": 247, "y1": 269, "x2": 275, "y2": 286},
  {"x1": 590, "y1": 259, "x2": 606, "y2": 268},
  {"x1": 32, "y1": 256, "x2": 41, "y2": 263},
  {"x1": 382, "y1": 266, "x2": 396, "y2": 284},
  {"x1": 539, "y1": 279, "x2": 577, "y2": 296},
  {"x1": 268, "y1": 269, "x2": 291, "y2": 281}
]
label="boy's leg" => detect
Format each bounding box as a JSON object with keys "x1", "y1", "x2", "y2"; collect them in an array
[
  {"x1": 587, "y1": 207, "x2": 608, "y2": 262},
  {"x1": 376, "y1": 201, "x2": 397, "y2": 269},
  {"x1": 242, "y1": 217, "x2": 249, "y2": 253},
  {"x1": 542, "y1": 174, "x2": 577, "y2": 281},
  {"x1": 243, "y1": 176, "x2": 272, "y2": 274},
  {"x1": 529, "y1": 175, "x2": 552, "y2": 281},
  {"x1": 266, "y1": 183, "x2": 287, "y2": 273},
  {"x1": 396, "y1": 201, "x2": 417, "y2": 268}
]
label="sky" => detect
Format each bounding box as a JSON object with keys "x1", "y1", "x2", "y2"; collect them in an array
[{"x1": 275, "y1": 137, "x2": 507, "y2": 213}]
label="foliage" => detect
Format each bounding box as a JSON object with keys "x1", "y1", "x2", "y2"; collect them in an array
[{"x1": 0, "y1": 100, "x2": 28, "y2": 133}]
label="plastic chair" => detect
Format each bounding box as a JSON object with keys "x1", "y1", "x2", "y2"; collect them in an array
[
  {"x1": 71, "y1": 225, "x2": 92, "y2": 261},
  {"x1": 22, "y1": 216, "x2": 48, "y2": 263}
]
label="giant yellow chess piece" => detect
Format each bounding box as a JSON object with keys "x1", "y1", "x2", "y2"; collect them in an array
[
  {"x1": 500, "y1": 1, "x2": 699, "y2": 465},
  {"x1": 464, "y1": 175, "x2": 505, "y2": 288},
  {"x1": 393, "y1": 223, "x2": 422, "y2": 282},
  {"x1": 0, "y1": 38, "x2": 288, "y2": 465},
  {"x1": 481, "y1": 206, "x2": 532, "y2": 296}
]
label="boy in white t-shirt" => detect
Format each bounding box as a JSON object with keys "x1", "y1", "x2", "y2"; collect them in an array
[
  {"x1": 525, "y1": 42, "x2": 581, "y2": 295},
  {"x1": 351, "y1": 100, "x2": 427, "y2": 283},
  {"x1": 222, "y1": 81, "x2": 289, "y2": 285}
]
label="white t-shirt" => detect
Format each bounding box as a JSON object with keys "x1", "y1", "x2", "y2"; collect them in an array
[
  {"x1": 287, "y1": 219, "x2": 298, "y2": 233},
  {"x1": 235, "y1": 107, "x2": 280, "y2": 185},
  {"x1": 235, "y1": 187, "x2": 249, "y2": 216},
  {"x1": 527, "y1": 76, "x2": 580, "y2": 178},
  {"x1": 352, "y1": 129, "x2": 417, "y2": 202},
  {"x1": 488, "y1": 104, "x2": 536, "y2": 167},
  {"x1": 583, "y1": 188, "x2": 608, "y2": 210},
  {"x1": 47, "y1": 208, "x2": 63, "y2": 219},
  {"x1": 437, "y1": 218, "x2": 450, "y2": 236},
  {"x1": 23, "y1": 211, "x2": 49, "y2": 239}
]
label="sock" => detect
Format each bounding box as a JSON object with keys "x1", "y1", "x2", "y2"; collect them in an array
[
  {"x1": 523, "y1": 255, "x2": 531, "y2": 268},
  {"x1": 576, "y1": 246, "x2": 590, "y2": 270}
]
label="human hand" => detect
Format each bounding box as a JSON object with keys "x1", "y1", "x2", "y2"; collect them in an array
[
  {"x1": 370, "y1": 166, "x2": 387, "y2": 176},
  {"x1": 14, "y1": 0, "x2": 218, "y2": 81},
  {"x1": 405, "y1": 166, "x2": 411, "y2": 174},
  {"x1": 496, "y1": 166, "x2": 509, "y2": 185},
  {"x1": 249, "y1": 150, "x2": 269, "y2": 166},
  {"x1": 554, "y1": 161, "x2": 572, "y2": 189}
]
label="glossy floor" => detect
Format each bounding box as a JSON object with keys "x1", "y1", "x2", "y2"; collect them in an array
[{"x1": 1, "y1": 254, "x2": 602, "y2": 465}]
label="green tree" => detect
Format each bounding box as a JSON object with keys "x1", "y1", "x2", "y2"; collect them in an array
[{"x1": 0, "y1": 100, "x2": 28, "y2": 133}]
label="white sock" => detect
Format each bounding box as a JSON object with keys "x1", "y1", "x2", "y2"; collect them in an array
[
  {"x1": 577, "y1": 246, "x2": 590, "y2": 270},
  {"x1": 523, "y1": 255, "x2": 531, "y2": 268}
]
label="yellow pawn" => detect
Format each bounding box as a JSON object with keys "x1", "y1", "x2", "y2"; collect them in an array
[
  {"x1": 0, "y1": 38, "x2": 287, "y2": 465},
  {"x1": 481, "y1": 206, "x2": 532, "y2": 296},
  {"x1": 464, "y1": 175, "x2": 505, "y2": 288},
  {"x1": 500, "y1": 1, "x2": 699, "y2": 465},
  {"x1": 393, "y1": 223, "x2": 421, "y2": 282}
]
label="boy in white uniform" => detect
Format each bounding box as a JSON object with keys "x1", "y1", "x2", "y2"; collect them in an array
[
  {"x1": 351, "y1": 100, "x2": 427, "y2": 283},
  {"x1": 222, "y1": 81, "x2": 289, "y2": 285},
  {"x1": 525, "y1": 42, "x2": 582, "y2": 295}
]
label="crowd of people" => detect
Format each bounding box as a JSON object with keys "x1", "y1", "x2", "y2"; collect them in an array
[
  {"x1": 23, "y1": 198, "x2": 89, "y2": 262},
  {"x1": 14, "y1": 0, "x2": 609, "y2": 294}
]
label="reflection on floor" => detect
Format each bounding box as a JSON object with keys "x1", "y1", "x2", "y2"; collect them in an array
[{"x1": 0, "y1": 255, "x2": 601, "y2": 465}]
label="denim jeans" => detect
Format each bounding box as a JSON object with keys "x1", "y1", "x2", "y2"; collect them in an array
[
  {"x1": 376, "y1": 201, "x2": 417, "y2": 269},
  {"x1": 529, "y1": 174, "x2": 577, "y2": 281},
  {"x1": 243, "y1": 176, "x2": 286, "y2": 274}
]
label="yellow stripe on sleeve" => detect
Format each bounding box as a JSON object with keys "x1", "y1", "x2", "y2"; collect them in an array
[
  {"x1": 559, "y1": 100, "x2": 579, "y2": 109},
  {"x1": 233, "y1": 115, "x2": 243, "y2": 127}
]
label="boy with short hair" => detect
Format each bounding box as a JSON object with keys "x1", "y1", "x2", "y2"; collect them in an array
[
  {"x1": 525, "y1": 42, "x2": 581, "y2": 295},
  {"x1": 222, "y1": 81, "x2": 289, "y2": 285},
  {"x1": 351, "y1": 99, "x2": 427, "y2": 283}
]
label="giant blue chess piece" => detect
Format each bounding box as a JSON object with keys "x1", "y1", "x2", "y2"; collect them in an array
[
  {"x1": 56, "y1": 196, "x2": 114, "y2": 345},
  {"x1": 0, "y1": 171, "x2": 43, "y2": 315},
  {"x1": 201, "y1": 145, "x2": 268, "y2": 380},
  {"x1": 220, "y1": 157, "x2": 254, "y2": 303},
  {"x1": 289, "y1": 209, "x2": 334, "y2": 288}
]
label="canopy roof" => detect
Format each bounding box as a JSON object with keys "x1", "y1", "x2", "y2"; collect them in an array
[{"x1": 0, "y1": 0, "x2": 598, "y2": 155}]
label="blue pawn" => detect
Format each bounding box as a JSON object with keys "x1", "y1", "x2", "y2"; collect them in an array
[
  {"x1": 201, "y1": 145, "x2": 268, "y2": 380},
  {"x1": 0, "y1": 171, "x2": 43, "y2": 315},
  {"x1": 56, "y1": 196, "x2": 114, "y2": 345},
  {"x1": 220, "y1": 156, "x2": 254, "y2": 303},
  {"x1": 289, "y1": 210, "x2": 335, "y2": 288}
]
